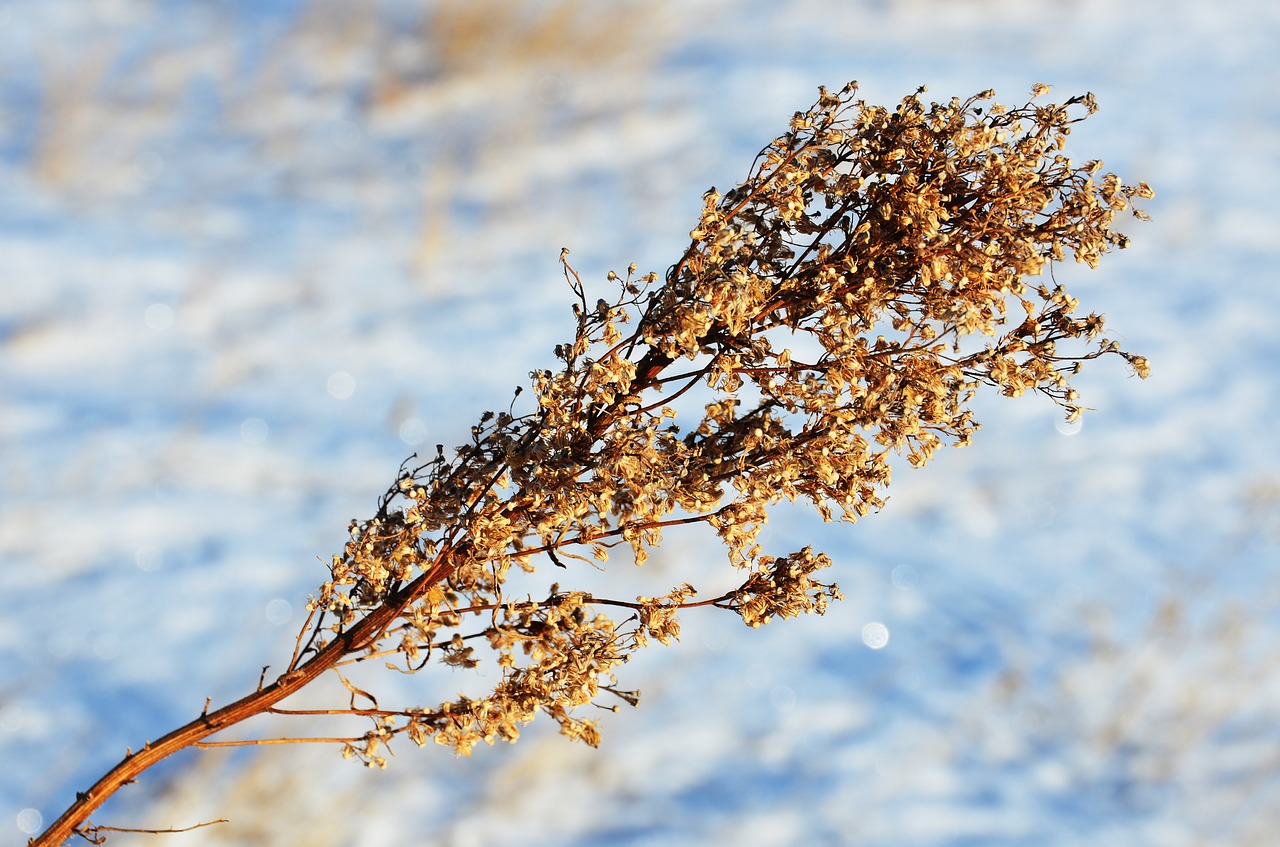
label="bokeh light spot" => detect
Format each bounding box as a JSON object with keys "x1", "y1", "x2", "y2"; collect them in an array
[
  {"x1": 769, "y1": 685, "x2": 796, "y2": 711},
  {"x1": 135, "y1": 545, "x2": 163, "y2": 571},
  {"x1": 327, "y1": 371, "x2": 355, "y2": 399},
  {"x1": 891, "y1": 564, "x2": 917, "y2": 590},
  {"x1": 1055, "y1": 416, "x2": 1082, "y2": 436},
  {"x1": 135, "y1": 149, "x2": 165, "y2": 181},
  {"x1": 399, "y1": 417, "x2": 428, "y2": 445},
  {"x1": 240, "y1": 417, "x2": 269, "y2": 444},
  {"x1": 862, "y1": 622, "x2": 890, "y2": 650},
  {"x1": 265, "y1": 599, "x2": 292, "y2": 625},
  {"x1": 16, "y1": 809, "x2": 43, "y2": 835}
]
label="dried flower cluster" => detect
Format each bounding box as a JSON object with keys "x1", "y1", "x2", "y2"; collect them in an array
[
  {"x1": 304, "y1": 81, "x2": 1151, "y2": 763},
  {"x1": 30, "y1": 80, "x2": 1151, "y2": 847}
]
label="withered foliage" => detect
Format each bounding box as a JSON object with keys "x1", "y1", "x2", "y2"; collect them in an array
[{"x1": 307, "y1": 82, "x2": 1151, "y2": 762}]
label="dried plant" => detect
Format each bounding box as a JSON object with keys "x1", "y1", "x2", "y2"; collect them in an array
[{"x1": 31, "y1": 81, "x2": 1150, "y2": 845}]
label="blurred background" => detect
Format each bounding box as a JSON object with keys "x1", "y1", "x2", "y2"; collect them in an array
[{"x1": 2, "y1": 1, "x2": 1278, "y2": 845}]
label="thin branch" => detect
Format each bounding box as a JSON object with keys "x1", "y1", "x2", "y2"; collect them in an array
[
  {"x1": 193, "y1": 737, "x2": 368, "y2": 749},
  {"x1": 288, "y1": 604, "x2": 319, "y2": 672},
  {"x1": 74, "y1": 818, "x2": 228, "y2": 843},
  {"x1": 267, "y1": 707, "x2": 438, "y2": 718}
]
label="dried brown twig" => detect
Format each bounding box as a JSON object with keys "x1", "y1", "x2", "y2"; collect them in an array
[
  {"x1": 72, "y1": 819, "x2": 228, "y2": 845},
  {"x1": 31, "y1": 81, "x2": 1150, "y2": 845}
]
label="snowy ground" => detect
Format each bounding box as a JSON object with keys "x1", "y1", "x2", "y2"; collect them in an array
[{"x1": 3, "y1": 1, "x2": 1279, "y2": 845}]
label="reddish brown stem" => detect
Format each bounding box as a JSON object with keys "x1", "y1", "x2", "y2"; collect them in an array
[{"x1": 30, "y1": 555, "x2": 455, "y2": 847}]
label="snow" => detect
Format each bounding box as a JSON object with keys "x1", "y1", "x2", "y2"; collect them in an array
[{"x1": 3, "y1": 0, "x2": 1278, "y2": 844}]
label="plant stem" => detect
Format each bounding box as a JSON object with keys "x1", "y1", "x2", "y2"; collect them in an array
[{"x1": 30, "y1": 556, "x2": 454, "y2": 847}]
